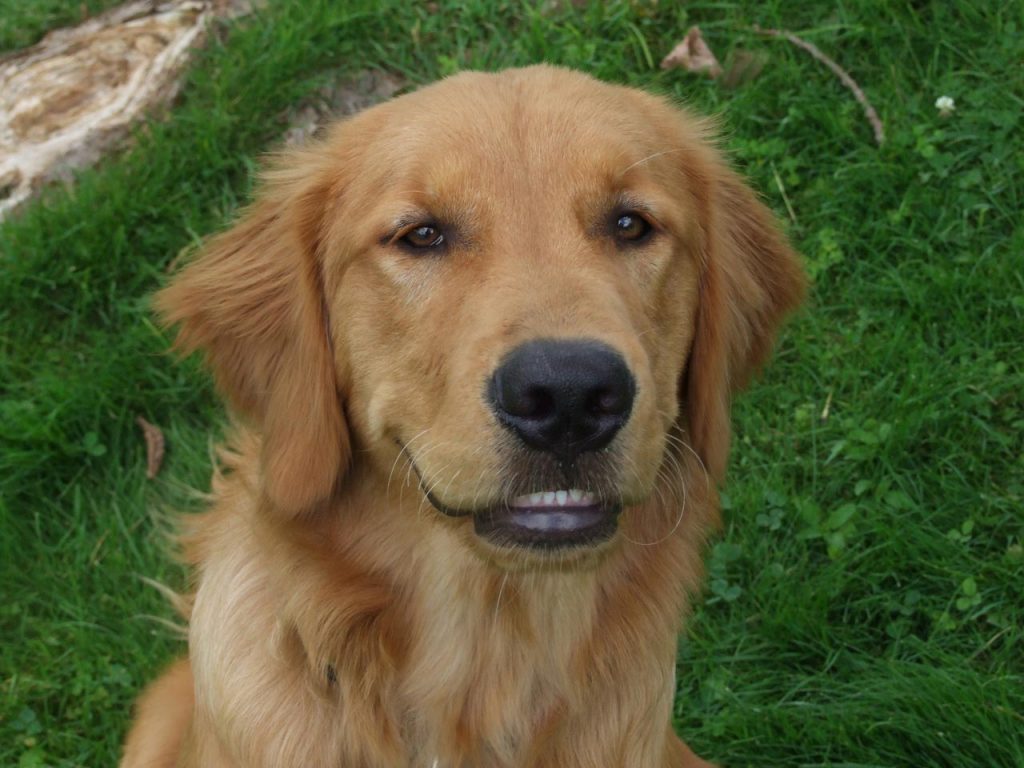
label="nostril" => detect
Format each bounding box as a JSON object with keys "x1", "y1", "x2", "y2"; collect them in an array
[
  {"x1": 588, "y1": 388, "x2": 628, "y2": 417},
  {"x1": 507, "y1": 385, "x2": 555, "y2": 420}
]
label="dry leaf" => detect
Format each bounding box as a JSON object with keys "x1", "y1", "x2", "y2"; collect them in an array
[
  {"x1": 660, "y1": 26, "x2": 722, "y2": 78},
  {"x1": 136, "y1": 416, "x2": 165, "y2": 479}
]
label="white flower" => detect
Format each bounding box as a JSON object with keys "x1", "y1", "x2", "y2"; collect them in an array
[{"x1": 935, "y1": 95, "x2": 956, "y2": 117}]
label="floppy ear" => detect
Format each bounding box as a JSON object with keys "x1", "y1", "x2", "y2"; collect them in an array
[
  {"x1": 157, "y1": 157, "x2": 350, "y2": 516},
  {"x1": 685, "y1": 166, "x2": 806, "y2": 483}
]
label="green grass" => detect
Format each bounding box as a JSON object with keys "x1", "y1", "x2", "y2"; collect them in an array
[
  {"x1": 0, "y1": 0, "x2": 124, "y2": 52},
  {"x1": 2, "y1": 1, "x2": 1021, "y2": 766}
]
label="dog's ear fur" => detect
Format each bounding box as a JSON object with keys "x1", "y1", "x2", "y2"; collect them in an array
[
  {"x1": 685, "y1": 166, "x2": 805, "y2": 482},
  {"x1": 157, "y1": 155, "x2": 349, "y2": 516}
]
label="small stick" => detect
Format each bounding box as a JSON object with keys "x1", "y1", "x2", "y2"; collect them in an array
[
  {"x1": 770, "y1": 161, "x2": 797, "y2": 224},
  {"x1": 754, "y1": 26, "x2": 885, "y2": 146}
]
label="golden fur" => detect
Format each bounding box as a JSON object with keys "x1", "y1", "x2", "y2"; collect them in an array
[{"x1": 121, "y1": 66, "x2": 804, "y2": 768}]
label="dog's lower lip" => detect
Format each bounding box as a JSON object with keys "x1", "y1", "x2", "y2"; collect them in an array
[
  {"x1": 474, "y1": 501, "x2": 621, "y2": 549},
  {"x1": 495, "y1": 507, "x2": 607, "y2": 533}
]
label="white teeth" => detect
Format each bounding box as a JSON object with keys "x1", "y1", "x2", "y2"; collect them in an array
[{"x1": 511, "y1": 489, "x2": 597, "y2": 508}]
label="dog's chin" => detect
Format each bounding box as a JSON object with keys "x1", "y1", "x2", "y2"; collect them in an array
[{"x1": 425, "y1": 488, "x2": 623, "y2": 557}]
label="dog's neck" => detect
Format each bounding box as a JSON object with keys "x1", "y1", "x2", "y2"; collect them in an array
[{"x1": 240, "y1": 451, "x2": 714, "y2": 765}]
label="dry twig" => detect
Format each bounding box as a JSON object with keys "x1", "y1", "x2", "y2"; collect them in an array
[{"x1": 754, "y1": 26, "x2": 885, "y2": 146}]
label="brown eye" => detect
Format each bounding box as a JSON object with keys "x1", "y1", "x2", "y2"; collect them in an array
[
  {"x1": 614, "y1": 212, "x2": 652, "y2": 243},
  {"x1": 401, "y1": 224, "x2": 445, "y2": 249}
]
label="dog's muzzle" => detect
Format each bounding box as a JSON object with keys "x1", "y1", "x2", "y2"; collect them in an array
[{"x1": 474, "y1": 338, "x2": 633, "y2": 548}]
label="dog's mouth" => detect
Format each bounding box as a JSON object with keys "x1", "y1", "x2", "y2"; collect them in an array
[
  {"x1": 474, "y1": 490, "x2": 621, "y2": 550},
  {"x1": 401, "y1": 441, "x2": 623, "y2": 550},
  {"x1": 422, "y1": 484, "x2": 620, "y2": 550}
]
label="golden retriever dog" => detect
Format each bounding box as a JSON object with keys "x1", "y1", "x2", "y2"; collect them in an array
[{"x1": 121, "y1": 66, "x2": 804, "y2": 768}]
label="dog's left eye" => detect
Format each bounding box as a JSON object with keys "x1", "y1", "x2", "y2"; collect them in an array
[
  {"x1": 613, "y1": 212, "x2": 652, "y2": 243},
  {"x1": 401, "y1": 225, "x2": 445, "y2": 249}
]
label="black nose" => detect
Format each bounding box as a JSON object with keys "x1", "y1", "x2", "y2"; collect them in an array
[{"x1": 488, "y1": 339, "x2": 635, "y2": 463}]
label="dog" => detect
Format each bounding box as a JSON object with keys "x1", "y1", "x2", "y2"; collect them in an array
[{"x1": 121, "y1": 65, "x2": 804, "y2": 768}]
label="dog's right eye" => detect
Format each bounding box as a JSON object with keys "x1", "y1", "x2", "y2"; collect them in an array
[
  {"x1": 401, "y1": 225, "x2": 445, "y2": 250},
  {"x1": 612, "y1": 211, "x2": 653, "y2": 244}
]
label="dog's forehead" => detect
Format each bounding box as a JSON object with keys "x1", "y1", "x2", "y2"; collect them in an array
[{"x1": 362, "y1": 68, "x2": 678, "y2": 195}]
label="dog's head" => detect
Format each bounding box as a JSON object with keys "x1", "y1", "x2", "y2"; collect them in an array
[{"x1": 159, "y1": 66, "x2": 803, "y2": 563}]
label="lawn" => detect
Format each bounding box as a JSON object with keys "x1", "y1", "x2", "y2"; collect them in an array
[{"x1": 1, "y1": 1, "x2": 1021, "y2": 766}]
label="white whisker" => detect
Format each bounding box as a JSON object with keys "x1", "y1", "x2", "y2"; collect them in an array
[
  {"x1": 618, "y1": 147, "x2": 689, "y2": 177},
  {"x1": 493, "y1": 571, "x2": 510, "y2": 625},
  {"x1": 621, "y1": 437, "x2": 689, "y2": 547},
  {"x1": 388, "y1": 428, "x2": 430, "y2": 496}
]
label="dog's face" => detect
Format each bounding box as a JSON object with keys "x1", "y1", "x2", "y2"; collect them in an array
[
  {"x1": 159, "y1": 67, "x2": 803, "y2": 565},
  {"x1": 328, "y1": 70, "x2": 706, "y2": 558}
]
